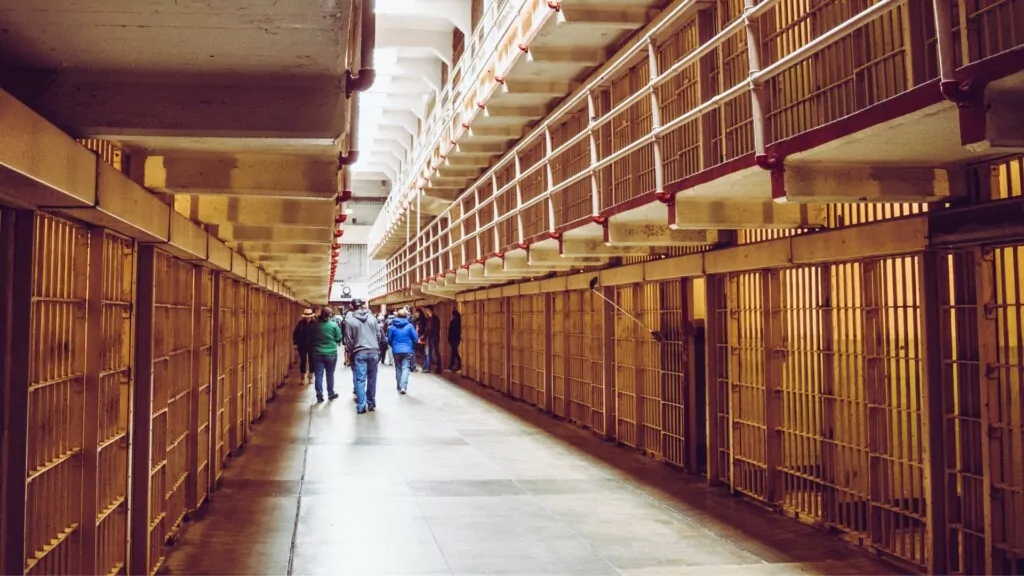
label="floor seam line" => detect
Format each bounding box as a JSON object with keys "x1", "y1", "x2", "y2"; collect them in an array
[{"x1": 285, "y1": 389, "x2": 314, "y2": 576}]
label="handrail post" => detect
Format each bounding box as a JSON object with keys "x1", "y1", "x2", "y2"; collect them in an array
[
  {"x1": 544, "y1": 126, "x2": 556, "y2": 232},
  {"x1": 474, "y1": 188, "x2": 483, "y2": 262},
  {"x1": 647, "y1": 40, "x2": 665, "y2": 196},
  {"x1": 491, "y1": 174, "x2": 502, "y2": 252},
  {"x1": 514, "y1": 152, "x2": 525, "y2": 244},
  {"x1": 587, "y1": 90, "x2": 601, "y2": 217}
]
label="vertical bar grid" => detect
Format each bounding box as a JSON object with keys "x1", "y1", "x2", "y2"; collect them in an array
[
  {"x1": 777, "y1": 266, "x2": 827, "y2": 520},
  {"x1": 727, "y1": 271, "x2": 769, "y2": 501},
  {"x1": 551, "y1": 293, "x2": 567, "y2": 418},
  {"x1": 865, "y1": 256, "x2": 927, "y2": 567},
  {"x1": 639, "y1": 283, "x2": 663, "y2": 455},
  {"x1": 196, "y1": 269, "x2": 215, "y2": 509},
  {"x1": 151, "y1": 251, "x2": 195, "y2": 573},
  {"x1": 614, "y1": 286, "x2": 639, "y2": 448},
  {"x1": 25, "y1": 214, "x2": 89, "y2": 575},
  {"x1": 659, "y1": 279, "x2": 689, "y2": 469},
  {"x1": 96, "y1": 232, "x2": 134, "y2": 576},
  {"x1": 987, "y1": 244, "x2": 1024, "y2": 573}
]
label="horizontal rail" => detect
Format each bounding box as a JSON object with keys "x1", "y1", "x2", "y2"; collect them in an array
[
  {"x1": 370, "y1": 0, "x2": 917, "y2": 297},
  {"x1": 368, "y1": 0, "x2": 545, "y2": 248}
]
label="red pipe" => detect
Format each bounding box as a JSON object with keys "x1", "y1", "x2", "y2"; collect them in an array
[
  {"x1": 344, "y1": 0, "x2": 377, "y2": 98},
  {"x1": 338, "y1": 151, "x2": 359, "y2": 166}
]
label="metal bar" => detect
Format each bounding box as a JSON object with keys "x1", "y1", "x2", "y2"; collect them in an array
[
  {"x1": 129, "y1": 244, "x2": 157, "y2": 576},
  {"x1": 544, "y1": 293, "x2": 554, "y2": 413},
  {"x1": 380, "y1": 0, "x2": 908, "y2": 287},
  {"x1": 209, "y1": 272, "x2": 221, "y2": 492},
  {"x1": 975, "y1": 247, "x2": 1002, "y2": 574},
  {"x1": 188, "y1": 264, "x2": 204, "y2": 510},
  {"x1": 2, "y1": 210, "x2": 35, "y2": 576},
  {"x1": 81, "y1": 227, "x2": 105, "y2": 576},
  {"x1": 602, "y1": 285, "x2": 617, "y2": 440},
  {"x1": 919, "y1": 251, "x2": 949, "y2": 574}
]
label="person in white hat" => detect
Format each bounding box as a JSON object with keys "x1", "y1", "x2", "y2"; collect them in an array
[{"x1": 292, "y1": 308, "x2": 317, "y2": 385}]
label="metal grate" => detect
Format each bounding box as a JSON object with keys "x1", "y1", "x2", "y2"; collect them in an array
[
  {"x1": 943, "y1": 244, "x2": 1024, "y2": 574},
  {"x1": 151, "y1": 251, "x2": 196, "y2": 573},
  {"x1": 95, "y1": 232, "x2": 134, "y2": 576},
  {"x1": 25, "y1": 214, "x2": 89, "y2": 575},
  {"x1": 483, "y1": 298, "x2": 506, "y2": 392},
  {"x1": 658, "y1": 279, "x2": 690, "y2": 469},
  {"x1": 639, "y1": 283, "x2": 663, "y2": 455},
  {"x1": 615, "y1": 286, "x2": 640, "y2": 448},
  {"x1": 552, "y1": 293, "x2": 567, "y2": 418},
  {"x1": 196, "y1": 268, "x2": 215, "y2": 509}
]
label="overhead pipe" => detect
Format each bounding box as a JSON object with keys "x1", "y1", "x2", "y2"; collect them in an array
[
  {"x1": 743, "y1": 0, "x2": 785, "y2": 200},
  {"x1": 933, "y1": 0, "x2": 971, "y2": 104},
  {"x1": 345, "y1": 0, "x2": 377, "y2": 97}
]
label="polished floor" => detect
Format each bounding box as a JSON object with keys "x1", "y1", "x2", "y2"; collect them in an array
[{"x1": 164, "y1": 362, "x2": 902, "y2": 576}]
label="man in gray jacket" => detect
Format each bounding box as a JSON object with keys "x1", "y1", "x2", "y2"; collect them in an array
[{"x1": 343, "y1": 299, "x2": 383, "y2": 414}]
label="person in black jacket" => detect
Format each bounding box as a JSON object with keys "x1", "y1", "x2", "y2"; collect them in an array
[
  {"x1": 292, "y1": 308, "x2": 317, "y2": 385},
  {"x1": 425, "y1": 306, "x2": 441, "y2": 373},
  {"x1": 414, "y1": 308, "x2": 427, "y2": 372},
  {"x1": 447, "y1": 307, "x2": 462, "y2": 372}
]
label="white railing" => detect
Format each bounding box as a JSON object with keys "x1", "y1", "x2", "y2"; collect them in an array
[
  {"x1": 380, "y1": 0, "x2": 914, "y2": 288},
  {"x1": 367, "y1": 0, "x2": 553, "y2": 255},
  {"x1": 368, "y1": 255, "x2": 388, "y2": 299}
]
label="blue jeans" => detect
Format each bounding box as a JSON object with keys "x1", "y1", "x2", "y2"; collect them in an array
[
  {"x1": 313, "y1": 354, "x2": 338, "y2": 400},
  {"x1": 424, "y1": 337, "x2": 440, "y2": 372},
  {"x1": 352, "y1": 350, "x2": 380, "y2": 412},
  {"x1": 394, "y1": 353, "x2": 412, "y2": 391}
]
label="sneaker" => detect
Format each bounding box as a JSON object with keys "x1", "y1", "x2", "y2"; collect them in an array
[
  {"x1": 399, "y1": 389, "x2": 407, "y2": 395},
  {"x1": 316, "y1": 397, "x2": 324, "y2": 404},
  {"x1": 357, "y1": 408, "x2": 367, "y2": 414},
  {"x1": 368, "y1": 406, "x2": 376, "y2": 412},
  {"x1": 328, "y1": 393, "x2": 339, "y2": 401}
]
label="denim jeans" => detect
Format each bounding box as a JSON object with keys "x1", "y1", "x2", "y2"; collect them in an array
[
  {"x1": 426, "y1": 337, "x2": 440, "y2": 372},
  {"x1": 312, "y1": 354, "x2": 338, "y2": 400},
  {"x1": 352, "y1": 350, "x2": 380, "y2": 412},
  {"x1": 394, "y1": 353, "x2": 412, "y2": 391}
]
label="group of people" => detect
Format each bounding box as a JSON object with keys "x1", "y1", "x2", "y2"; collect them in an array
[{"x1": 291, "y1": 299, "x2": 463, "y2": 414}]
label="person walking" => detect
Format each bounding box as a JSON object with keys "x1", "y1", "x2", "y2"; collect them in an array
[
  {"x1": 425, "y1": 306, "x2": 441, "y2": 373},
  {"x1": 383, "y1": 309, "x2": 397, "y2": 366},
  {"x1": 447, "y1": 307, "x2": 462, "y2": 372},
  {"x1": 414, "y1": 308, "x2": 427, "y2": 372},
  {"x1": 387, "y1": 308, "x2": 419, "y2": 394},
  {"x1": 343, "y1": 299, "x2": 383, "y2": 414},
  {"x1": 292, "y1": 308, "x2": 317, "y2": 385},
  {"x1": 311, "y1": 306, "x2": 343, "y2": 403}
]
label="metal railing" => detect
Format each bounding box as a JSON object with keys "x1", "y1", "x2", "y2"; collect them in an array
[
  {"x1": 367, "y1": 0, "x2": 549, "y2": 253},
  {"x1": 368, "y1": 0, "x2": 979, "y2": 299}
]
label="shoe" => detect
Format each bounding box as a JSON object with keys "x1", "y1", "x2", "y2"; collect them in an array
[
  {"x1": 316, "y1": 397, "x2": 324, "y2": 404},
  {"x1": 368, "y1": 406, "x2": 376, "y2": 412},
  {"x1": 328, "y1": 393, "x2": 339, "y2": 401},
  {"x1": 357, "y1": 408, "x2": 367, "y2": 414},
  {"x1": 399, "y1": 389, "x2": 407, "y2": 395}
]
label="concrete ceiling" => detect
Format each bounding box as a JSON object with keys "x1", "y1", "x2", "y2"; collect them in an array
[
  {"x1": 351, "y1": 0, "x2": 469, "y2": 192},
  {"x1": 0, "y1": 0, "x2": 366, "y2": 302}
]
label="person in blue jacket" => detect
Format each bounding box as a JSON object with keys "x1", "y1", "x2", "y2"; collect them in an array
[{"x1": 387, "y1": 308, "x2": 419, "y2": 394}]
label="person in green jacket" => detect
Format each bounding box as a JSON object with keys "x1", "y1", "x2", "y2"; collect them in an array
[{"x1": 311, "y1": 306, "x2": 344, "y2": 403}]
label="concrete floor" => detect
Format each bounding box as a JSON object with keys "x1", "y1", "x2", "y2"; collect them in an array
[{"x1": 163, "y1": 363, "x2": 903, "y2": 576}]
